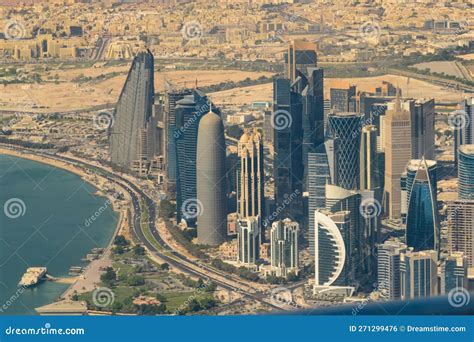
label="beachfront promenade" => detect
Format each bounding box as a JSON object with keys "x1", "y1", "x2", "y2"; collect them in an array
[{"x1": 0, "y1": 145, "x2": 284, "y2": 311}]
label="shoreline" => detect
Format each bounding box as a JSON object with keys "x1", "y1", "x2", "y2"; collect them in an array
[{"x1": 0, "y1": 147, "x2": 126, "y2": 305}]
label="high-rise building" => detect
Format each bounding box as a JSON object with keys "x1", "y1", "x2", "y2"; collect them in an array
[
  {"x1": 237, "y1": 129, "x2": 264, "y2": 220},
  {"x1": 164, "y1": 89, "x2": 193, "y2": 192},
  {"x1": 454, "y1": 98, "x2": 474, "y2": 164},
  {"x1": 175, "y1": 91, "x2": 210, "y2": 225},
  {"x1": 330, "y1": 84, "x2": 357, "y2": 113},
  {"x1": 405, "y1": 159, "x2": 439, "y2": 252},
  {"x1": 440, "y1": 252, "x2": 468, "y2": 294},
  {"x1": 307, "y1": 142, "x2": 332, "y2": 256},
  {"x1": 110, "y1": 50, "x2": 156, "y2": 173},
  {"x1": 458, "y1": 145, "x2": 474, "y2": 200},
  {"x1": 314, "y1": 210, "x2": 352, "y2": 287},
  {"x1": 411, "y1": 99, "x2": 435, "y2": 160},
  {"x1": 274, "y1": 40, "x2": 324, "y2": 221},
  {"x1": 384, "y1": 94, "x2": 412, "y2": 220},
  {"x1": 448, "y1": 200, "x2": 474, "y2": 267},
  {"x1": 327, "y1": 112, "x2": 364, "y2": 190},
  {"x1": 273, "y1": 77, "x2": 304, "y2": 220},
  {"x1": 237, "y1": 216, "x2": 260, "y2": 265},
  {"x1": 401, "y1": 159, "x2": 437, "y2": 222},
  {"x1": 196, "y1": 110, "x2": 227, "y2": 246},
  {"x1": 284, "y1": 39, "x2": 317, "y2": 82},
  {"x1": 377, "y1": 239, "x2": 406, "y2": 300},
  {"x1": 400, "y1": 249, "x2": 438, "y2": 300},
  {"x1": 360, "y1": 125, "x2": 380, "y2": 191},
  {"x1": 325, "y1": 184, "x2": 364, "y2": 281},
  {"x1": 270, "y1": 219, "x2": 299, "y2": 277}
]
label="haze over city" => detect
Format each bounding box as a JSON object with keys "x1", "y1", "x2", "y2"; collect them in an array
[{"x1": 0, "y1": 0, "x2": 473, "y2": 325}]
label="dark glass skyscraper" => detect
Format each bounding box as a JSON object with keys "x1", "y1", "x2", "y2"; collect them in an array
[
  {"x1": 327, "y1": 112, "x2": 364, "y2": 190},
  {"x1": 174, "y1": 90, "x2": 209, "y2": 225},
  {"x1": 110, "y1": 50, "x2": 155, "y2": 172},
  {"x1": 273, "y1": 77, "x2": 304, "y2": 220},
  {"x1": 165, "y1": 89, "x2": 193, "y2": 191},
  {"x1": 273, "y1": 40, "x2": 324, "y2": 221},
  {"x1": 454, "y1": 98, "x2": 474, "y2": 165},
  {"x1": 329, "y1": 85, "x2": 356, "y2": 113},
  {"x1": 405, "y1": 159, "x2": 439, "y2": 252},
  {"x1": 458, "y1": 145, "x2": 474, "y2": 200}
]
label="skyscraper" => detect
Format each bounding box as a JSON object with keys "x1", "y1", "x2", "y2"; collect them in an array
[
  {"x1": 448, "y1": 200, "x2": 474, "y2": 267},
  {"x1": 458, "y1": 145, "x2": 474, "y2": 200},
  {"x1": 330, "y1": 84, "x2": 357, "y2": 113},
  {"x1": 401, "y1": 159, "x2": 437, "y2": 222},
  {"x1": 174, "y1": 91, "x2": 209, "y2": 225},
  {"x1": 405, "y1": 159, "x2": 439, "y2": 252},
  {"x1": 377, "y1": 239, "x2": 406, "y2": 300},
  {"x1": 411, "y1": 99, "x2": 435, "y2": 160},
  {"x1": 440, "y1": 252, "x2": 468, "y2": 294},
  {"x1": 327, "y1": 112, "x2": 364, "y2": 190},
  {"x1": 237, "y1": 217, "x2": 260, "y2": 265},
  {"x1": 284, "y1": 39, "x2": 317, "y2": 82},
  {"x1": 400, "y1": 249, "x2": 438, "y2": 300},
  {"x1": 164, "y1": 89, "x2": 193, "y2": 192},
  {"x1": 110, "y1": 50, "x2": 156, "y2": 173},
  {"x1": 314, "y1": 210, "x2": 352, "y2": 288},
  {"x1": 454, "y1": 97, "x2": 474, "y2": 164},
  {"x1": 359, "y1": 125, "x2": 380, "y2": 191},
  {"x1": 308, "y1": 142, "x2": 332, "y2": 256},
  {"x1": 325, "y1": 184, "x2": 364, "y2": 281},
  {"x1": 273, "y1": 40, "x2": 324, "y2": 221},
  {"x1": 270, "y1": 218, "x2": 299, "y2": 277},
  {"x1": 237, "y1": 129, "x2": 264, "y2": 220},
  {"x1": 384, "y1": 94, "x2": 412, "y2": 220},
  {"x1": 196, "y1": 110, "x2": 227, "y2": 246},
  {"x1": 273, "y1": 77, "x2": 303, "y2": 220}
]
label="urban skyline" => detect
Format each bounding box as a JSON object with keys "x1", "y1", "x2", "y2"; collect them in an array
[{"x1": 0, "y1": 0, "x2": 473, "y2": 321}]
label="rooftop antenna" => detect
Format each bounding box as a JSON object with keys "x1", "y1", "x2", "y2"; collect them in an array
[
  {"x1": 207, "y1": 97, "x2": 213, "y2": 113},
  {"x1": 406, "y1": 77, "x2": 410, "y2": 98},
  {"x1": 395, "y1": 85, "x2": 401, "y2": 112}
]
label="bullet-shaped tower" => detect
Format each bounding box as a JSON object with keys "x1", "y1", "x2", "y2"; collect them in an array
[{"x1": 197, "y1": 109, "x2": 227, "y2": 245}]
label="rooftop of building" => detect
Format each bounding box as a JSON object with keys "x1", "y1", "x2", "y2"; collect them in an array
[{"x1": 459, "y1": 144, "x2": 474, "y2": 155}]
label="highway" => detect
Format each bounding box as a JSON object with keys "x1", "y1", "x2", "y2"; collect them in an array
[{"x1": 3, "y1": 146, "x2": 285, "y2": 311}]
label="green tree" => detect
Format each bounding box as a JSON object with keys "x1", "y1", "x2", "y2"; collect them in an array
[
  {"x1": 100, "y1": 267, "x2": 116, "y2": 286},
  {"x1": 133, "y1": 244, "x2": 145, "y2": 256},
  {"x1": 114, "y1": 235, "x2": 130, "y2": 247}
]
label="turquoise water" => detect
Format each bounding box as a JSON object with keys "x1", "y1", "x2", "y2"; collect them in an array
[{"x1": 0, "y1": 154, "x2": 118, "y2": 315}]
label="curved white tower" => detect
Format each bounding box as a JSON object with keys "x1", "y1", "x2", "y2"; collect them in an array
[{"x1": 314, "y1": 210, "x2": 347, "y2": 286}]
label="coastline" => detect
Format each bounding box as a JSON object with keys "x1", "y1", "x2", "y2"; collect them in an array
[{"x1": 0, "y1": 147, "x2": 127, "y2": 304}]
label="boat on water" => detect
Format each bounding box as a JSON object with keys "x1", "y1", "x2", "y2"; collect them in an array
[{"x1": 18, "y1": 267, "x2": 47, "y2": 287}]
